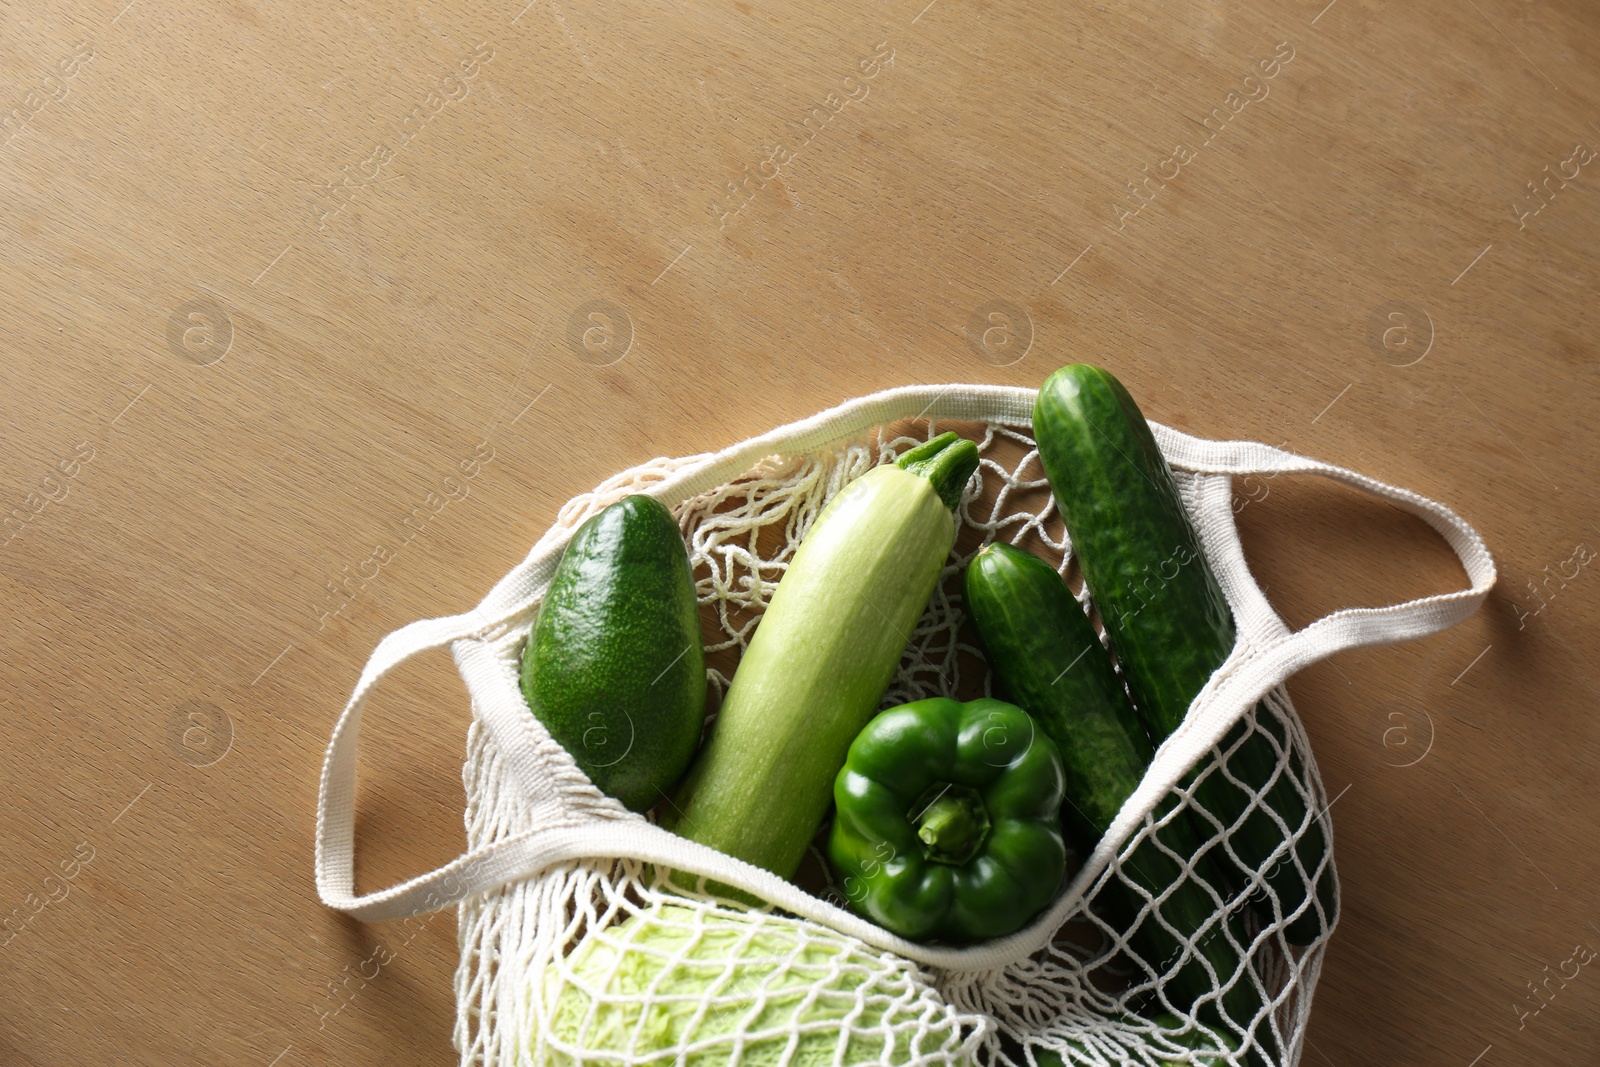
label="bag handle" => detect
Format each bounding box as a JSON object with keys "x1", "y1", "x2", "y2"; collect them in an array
[
  {"x1": 1148, "y1": 429, "x2": 1498, "y2": 654},
  {"x1": 314, "y1": 607, "x2": 537, "y2": 917},
  {"x1": 1085, "y1": 431, "x2": 1498, "y2": 892}
]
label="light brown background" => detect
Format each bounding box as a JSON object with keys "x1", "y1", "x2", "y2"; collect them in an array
[{"x1": 2, "y1": 0, "x2": 1596, "y2": 1063}]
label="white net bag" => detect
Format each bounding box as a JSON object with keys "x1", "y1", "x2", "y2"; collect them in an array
[{"x1": 315, "y1": 384, "x2": 1496, "y2": 1067}]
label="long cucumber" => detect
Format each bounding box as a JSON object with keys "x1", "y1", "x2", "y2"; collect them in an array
[
  {"x1": 665, "y1": 433, "x2": 979, "y2": 880},
  {"x1": 1032, "y1": 364, "x2": 1337, "y2": 946}
]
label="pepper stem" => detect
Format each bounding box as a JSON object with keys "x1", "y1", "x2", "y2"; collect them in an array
[
  {"x1": 911, "y1": 784, "x2": 991, "y2": 866},
  {"x1": 896, "y1": 432, "x2": 981, "y2": 512}
]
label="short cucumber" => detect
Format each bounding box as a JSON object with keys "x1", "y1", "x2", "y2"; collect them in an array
[
  {"x1": 964, "y1": 543, "x2": 1263, "y2": 1032},
  {"x1": 665, "y1": 433, "x2": 979, "y2": 880},
  {"x1": 1032, "y1": 364, "x2": 1337, "y2": 945},
  {"x1": 521, "y1": 495, "x2": 706, "y2": 813},
  {"x1": 965, "y1": 543, "x2": 1157, "y2": 848}
]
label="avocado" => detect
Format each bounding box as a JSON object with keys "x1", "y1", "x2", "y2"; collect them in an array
[{"x1": 520, "y1": 495, "x2": 706, "y2": 812}]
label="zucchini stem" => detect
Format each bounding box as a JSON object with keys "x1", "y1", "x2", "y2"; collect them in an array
[{"x1": 896, "y1": 432, "x2": 981, "y2": 511}]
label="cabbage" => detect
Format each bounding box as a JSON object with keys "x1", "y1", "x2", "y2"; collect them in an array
[{"x1": 541, "y1": 902, "x2": 950, "y2": 1067}]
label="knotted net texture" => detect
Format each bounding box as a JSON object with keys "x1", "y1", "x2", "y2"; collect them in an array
[{"x1": 450, "y1": 417, "x2": 1332, "y2": 1067}]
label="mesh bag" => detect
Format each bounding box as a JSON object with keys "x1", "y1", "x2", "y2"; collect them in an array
[{"x1": 315, "y1": 384, "x2": 1495, "y2": 1067}]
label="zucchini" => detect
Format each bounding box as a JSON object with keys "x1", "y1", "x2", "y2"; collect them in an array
[
  {"x1": 665, "y1": 432, "x2": 979, "y2": 880},
  {"x1": 964, "y1": 543, "x2": 1261, "y2": 1030},
  {"x1": 1032, "y1": 364, "x2": 1337, "y2": 945},
  {"x1": 521, "y1": 495, "x2": 706, "y2": 813}
]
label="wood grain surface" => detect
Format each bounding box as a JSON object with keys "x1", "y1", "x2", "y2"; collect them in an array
[{"x1": 2, "y1": 0, "x2": 1596, "y2": 1063}]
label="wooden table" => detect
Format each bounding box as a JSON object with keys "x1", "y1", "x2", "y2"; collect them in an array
[{"x1": 3, "y1": 0, "x2": 1595, "y2": 1063}]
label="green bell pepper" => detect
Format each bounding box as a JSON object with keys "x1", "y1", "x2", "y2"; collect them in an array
[{"x1": 827, "y1": 696, "x2": 1068, "y2": 942}]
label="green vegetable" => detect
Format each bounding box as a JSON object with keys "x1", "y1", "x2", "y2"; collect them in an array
[
  {"x1": 963, "y1": 543, "x2": 1258, "y2": 1025},
  {"x1": 1033, "y1": 364, "x2": 1336, "y2": 945},
  {"x1": 521, "y1": 494, "x2": 706, "y2": 813},
  {"x1": 543, "y1": 902, "x2": 920, "y2": 1067},
  {"x1": 827, "y1": 696, "x2": 1067, "y2": 942},
  {"x1": 666, "y1": 433, "x2": 980, "y2": 880},
  {"x1": 963, "y1": 543, "x2": 1160, "y2": 849}
]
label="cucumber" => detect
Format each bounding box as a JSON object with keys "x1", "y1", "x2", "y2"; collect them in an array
[
  {"x1": 1032, "y1": 364, "x2": 1337, "y2": 945},
  {"x1": 964, "y1": 543, "x2": 1159, "y2": 848},
  {"x1": 521, "y1": 494, "x2": 706, "y2": 813},
  {"x1": 964, "y1": 543, "x2": 1262, "y2": 1032},
  {"x1": 665, "y1": 433, "x2": 979, "y2": 880}
]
